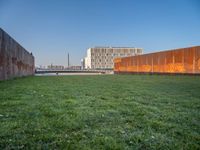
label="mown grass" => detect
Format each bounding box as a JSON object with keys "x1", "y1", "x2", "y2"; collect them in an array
[{"x1": 0, "y1": 75, "x2": 200, "y2": 149}]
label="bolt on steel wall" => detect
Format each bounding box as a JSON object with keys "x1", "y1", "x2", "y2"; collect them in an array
[
  {"x1": 114, "y1": 46, "x2": 200, "y2": 74},
  {"x1": 0, "y1": 28, "x2": 35, "y2": 80}
]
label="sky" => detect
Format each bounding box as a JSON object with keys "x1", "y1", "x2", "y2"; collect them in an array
[{"x1": 0, "y1": 0, "x2": 200, "y2": 67}]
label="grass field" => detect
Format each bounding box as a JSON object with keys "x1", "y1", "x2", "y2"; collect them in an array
[{"x1": 0, "y1": 75, "x2": 200, "y2": 149}]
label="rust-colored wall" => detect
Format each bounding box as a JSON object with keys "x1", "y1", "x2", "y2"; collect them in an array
[
  {"x1": 114, "y1": 46, "x2": 200, "y2": 74},
  {"x1": 0, "y1": 28, "x2": 34, "y2": 80}
]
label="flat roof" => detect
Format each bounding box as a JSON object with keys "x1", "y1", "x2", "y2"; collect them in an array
[{"x1": 93, "y1": 46, "x2": 142, "y2": 49}]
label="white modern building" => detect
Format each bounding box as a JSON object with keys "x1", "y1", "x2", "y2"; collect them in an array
[{"x1": 84, "y1": 47, "x2": 143, "y2": 69}]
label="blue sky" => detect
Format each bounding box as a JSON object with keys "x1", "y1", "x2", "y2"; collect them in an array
[{"x1": 0, "y1": 0, "x2": 199, "y2": 66}]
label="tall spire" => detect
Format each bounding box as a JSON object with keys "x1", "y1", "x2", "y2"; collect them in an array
[{"x1": 68, "y1": 52, "x2": 70, "y2": 67}]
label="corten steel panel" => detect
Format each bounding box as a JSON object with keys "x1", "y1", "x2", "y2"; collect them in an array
[
  {"x1": 153, "y1": 53, "x2": 160, "y2": 72},
  {"x1": 138, "y1": 55, "x2": 143, "y2": 72},
  {"x1": 114, "y1": 46, "x2": 200, "y2": 74},
  {"x1": 158, "y1": 52, "x2": 165, "y2": 73},
  {"x1": 146, "y1": 54, "x2": 153, "y2": 72},
  {"x1": 196, "y1": 47, "x2": 200, "y2": 73},
  {"x1": 184, "y1": 47, "x2": 194, "y2": 73},
  {"x1": 114, "y1": 58, "x2": 121, "y2": 72}
]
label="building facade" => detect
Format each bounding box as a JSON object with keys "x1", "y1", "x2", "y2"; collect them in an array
[
  {"x1": 84, "y1": 47, "x2": 143, "y2": 69},
  {"x1": 67, "y1": 66, "x2": 82, "y2": 70},
  {"x1": 47, "y1": 64, "x2": 64, "y2": 70}
]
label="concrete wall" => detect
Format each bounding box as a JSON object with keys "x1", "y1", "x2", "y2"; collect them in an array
[{"x1": 0, "y1": 28, "x2": 35, "y2": 80}]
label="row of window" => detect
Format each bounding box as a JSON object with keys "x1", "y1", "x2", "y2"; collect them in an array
[
  {"x1": 91, "y1": 53, "x2": 138, "y2": 57},
  {"x1": 91, "y1": 65, "x2": 113, "y2": 68},
  {"x1": 91, "y1": 49, "x2": 142, "y2": 54}
]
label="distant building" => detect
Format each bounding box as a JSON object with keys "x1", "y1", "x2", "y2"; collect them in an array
[
  {"x1": 84, "y1": 47, "x2": 143, "y2": 69},
  {"x1": 67, "y1": 66, "x2": 81, "y2": 70},
  {"x1": 47, "y1": 64, "x2": 64, "y2": 70}
]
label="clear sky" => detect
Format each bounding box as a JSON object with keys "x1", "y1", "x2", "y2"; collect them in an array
[{"x1": 0, "y1": 0, "x2": 199, "y2": 66}]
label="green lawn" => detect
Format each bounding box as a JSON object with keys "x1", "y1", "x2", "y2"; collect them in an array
[{"x1": 0, "y1": 75, "x2": 200, "y2": 149}]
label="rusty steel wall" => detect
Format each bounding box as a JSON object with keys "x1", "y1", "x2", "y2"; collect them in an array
[
  {"x1": 114, "y1": 46, "x2": 200, "y2": 74},
  {"x1": 0, "y1": 28, "x2": 35, "y2": 80}
]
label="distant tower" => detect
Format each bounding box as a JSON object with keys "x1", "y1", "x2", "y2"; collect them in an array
[{"x1": 68, "y1": 53, "x2": 70, "y2": 67}]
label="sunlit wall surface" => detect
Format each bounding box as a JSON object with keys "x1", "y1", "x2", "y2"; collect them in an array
[
  {"x1": 0, "y1": 28, "x2": 35, "y2": 80},
  {"x1": 114, "y1": 46, "x2": 200, "y2": 74}
]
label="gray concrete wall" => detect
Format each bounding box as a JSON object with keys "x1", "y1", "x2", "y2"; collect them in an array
[{"x1": 0, "y1": 28, "x2": 35, "y2": 80}]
